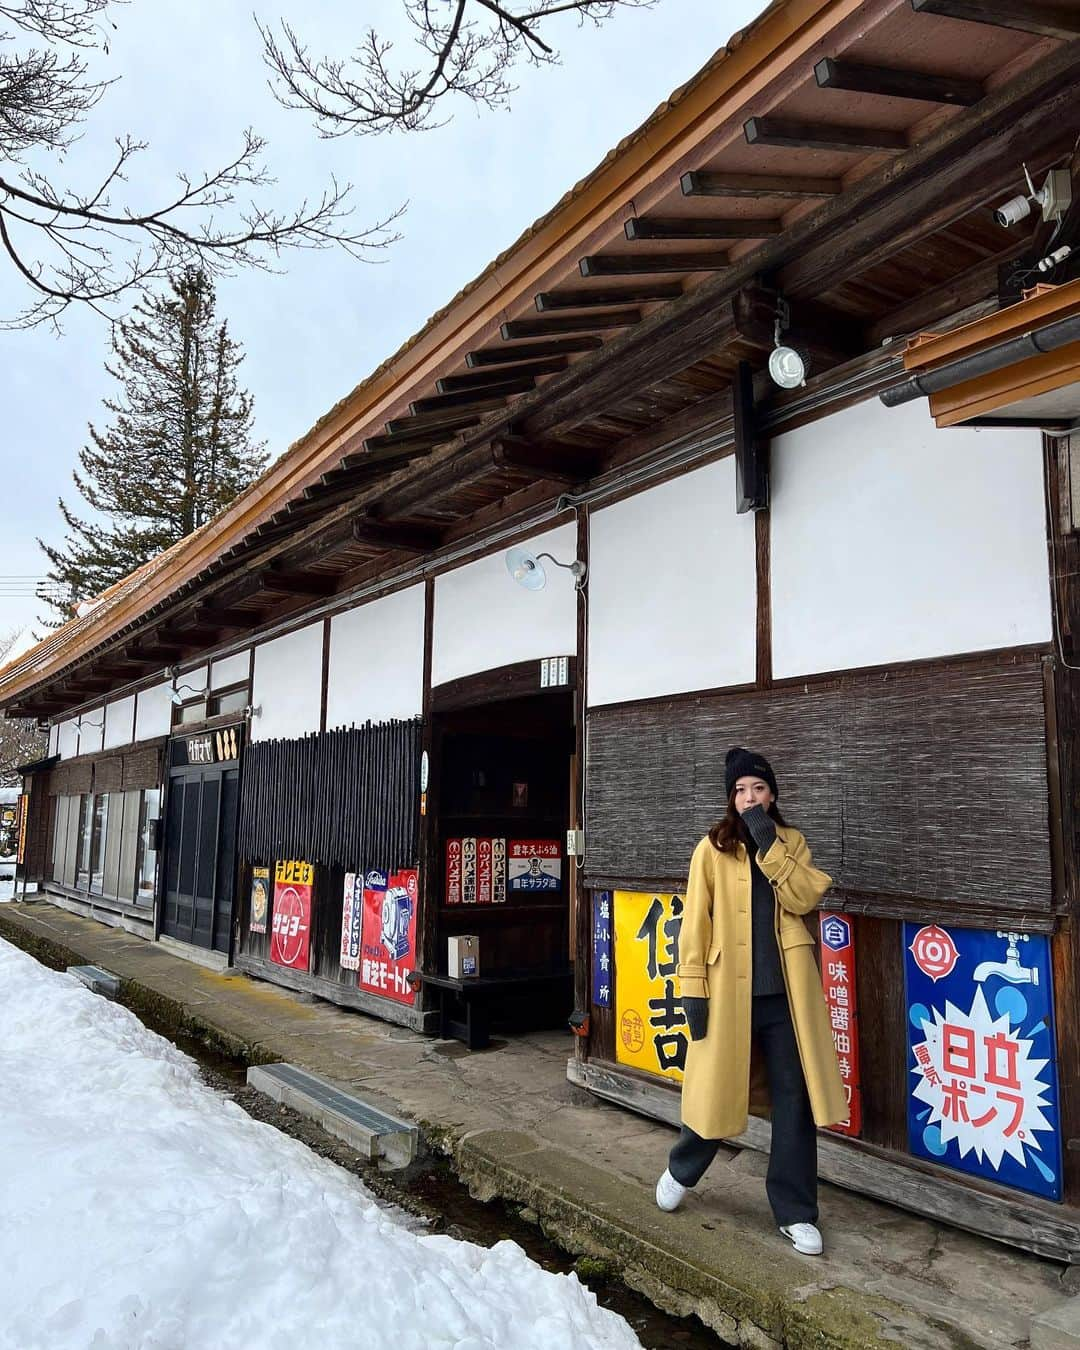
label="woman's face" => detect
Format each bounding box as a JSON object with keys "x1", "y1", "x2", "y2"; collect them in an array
[{"x1": 733, "y1": 776, "x2": 774, "y2": 815}]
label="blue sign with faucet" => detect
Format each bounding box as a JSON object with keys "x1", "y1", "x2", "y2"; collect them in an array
[{"x1": 903, "y1": 922, "x2": 1062, "y2": 1201}]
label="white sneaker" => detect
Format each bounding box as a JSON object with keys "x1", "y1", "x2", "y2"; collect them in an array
[
  {"x1": 779, "y1": 1222, "x2": 823, "y2": 1255},
  {"x1": 655, "y1": 1169, "x2": 688, "y2": 1212}
]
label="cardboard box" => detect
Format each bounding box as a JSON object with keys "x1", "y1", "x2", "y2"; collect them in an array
[{"x1": 448, "y1": 934, "x2": 480, "y2": 979}]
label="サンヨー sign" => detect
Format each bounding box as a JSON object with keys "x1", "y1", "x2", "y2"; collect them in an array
[
  {"x1": 614, "y1": 889, "x2": 686, "y2": 1081},
  {"x1": 904, "y1": 922, "x2": 1062, "y2": 1201},
  {"x1": 270, "y1": 859, "x2": 313, "y2": 971}
]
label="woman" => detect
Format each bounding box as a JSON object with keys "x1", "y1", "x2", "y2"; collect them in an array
[{"x1": 654, "y1": 747, "x2": 846, "y2": 1256}]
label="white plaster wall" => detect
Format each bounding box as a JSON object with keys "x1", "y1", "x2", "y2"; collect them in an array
[
  {"x1": 103, "y1": 695, "x2": 135, "y2": 750},
  {"x1": 176, "y1": 664, "x2": 208, "y2": 698},
  {"x1": 326, "y1": 585, "x2": 425, "y2": 729},
  {"x1": 210, "y1": 650, "x2": 250, "y2": 689},
  {"x1": 770, "y1": 398, "x2": 1052, "y2": 678},
  {"x1": 56, "y1": 717, "x2": 78, "y2": 759},
  {"x1": 78, "y1": 709, "x2": 104, "y2": 756},
  {"x1": 432, "y1": 523, "x2": 578, "y2": 687},
  {"x1": 588, "y1": 458, "x2": 758, "y2": 705},
  {"x1": 135, "y1": 680, "x2": 173, "y2": 741},
  {"x1": 251, "y1": 623, "x2": 323, "y2": 742}
]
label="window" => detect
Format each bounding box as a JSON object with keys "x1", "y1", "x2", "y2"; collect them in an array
[
  {"x1": 208, "y1": 686, "x2": 248, "y2": 718},
  {"x1": 135, "y1": 788, "x2": 161, "y2": 906},
  {"x1": 74, "y1": 795, "x2": 92, "y2": 890},
  {"x1": 88, "y1": 795, "x2": 109, "y2": 895},
  {"x1": 172, "y1": 699, "x2": 208, "y2": 728}
]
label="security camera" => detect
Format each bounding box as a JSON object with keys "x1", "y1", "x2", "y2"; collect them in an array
[
  {"x1": 994, "y1": 194, "x2": 1032, "y2": 228},
  {"x1": 995, "y1": 165, "x2": 1072, "y2": 229}
]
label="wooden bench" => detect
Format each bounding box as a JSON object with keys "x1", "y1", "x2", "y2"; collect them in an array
[{"x1": 419, "y1": 967, "x2": 574, "y2": 1050}]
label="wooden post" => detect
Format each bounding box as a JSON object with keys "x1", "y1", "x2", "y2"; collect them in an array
[
  {"x1": 573, "y1": 505, "x2": 591, "y2": 1064},
  {"x1": 417, "y1": 578, "x2": 438, "y2": 981}
]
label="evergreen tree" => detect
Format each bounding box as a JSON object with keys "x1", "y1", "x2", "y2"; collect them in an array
[{"x1": 37, "y1": 268, "x2": 268, "y2": 625}]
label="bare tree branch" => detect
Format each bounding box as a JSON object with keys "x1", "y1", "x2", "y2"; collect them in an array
[
  {"x1": 0, "y1": 1, "x2": 403, "y2": 326},
  {"x1": 259, "y1": 0, "x2": 655, "y2": 138}
]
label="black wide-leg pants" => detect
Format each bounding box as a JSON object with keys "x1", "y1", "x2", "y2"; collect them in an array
[{"x1": 667, "y1": 992, "x2": 818, "y2": 1226}]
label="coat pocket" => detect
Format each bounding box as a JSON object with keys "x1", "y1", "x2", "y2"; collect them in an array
[{"x1": 707, "y1": 944, "x2": 722, "y2": 965}]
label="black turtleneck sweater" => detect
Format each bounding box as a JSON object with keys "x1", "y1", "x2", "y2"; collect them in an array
[{"x1": 747, "y1": 839, "x2": 786, "y2": 998}]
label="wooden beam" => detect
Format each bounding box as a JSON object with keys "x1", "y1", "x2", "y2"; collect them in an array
[
  {"x1": 500, "y1": 310, "x2": 640, "y2": 339},
  {"x1": 864, "y1": 249, "x2": 1016, "y2": 344},
  {"x1": 411, "y1": 378, "x2": 535, "y2": 415},
  {"x1": 535, "y1": 284, "x2": 681, "y2": 312},
  {"x1": 466, "y1": 336, "x2": 602, "y2": 367},
  {"x1": 351, "y1": 515, "x2": 442, "y2": 554},
  {"x1": 911, "y1": 0, "x2": 1080, "y2": 40},
  {"x1": 624, "y1": 216, "x2": 783, "y2": 240},
  {"x1": 579, "y1": 252, "x2": 729, "y2": 276},
  {"x1": 384, "y1": 407, "x2": 486, "y2": 437},
  {"x1": 195, "y1": 605, "x2": 263, "y2": 628},
  {"x1": 438, "y1": 357, "x2": 568, "y2": 390},
  {"x1": 744, "y1": 116, "x2": 908, "y2": 152},
  {"x1": 156, "y1": 625, "x2": 221, "y2": 646},
  {"x1": 490, "y1": 436, "x2": 602, "y2": 485},
  {"x1": 338, "y1": 441, "x2": 441, "y2": 472},
  {"x1": 258, "y1": 568, "x2": 339, "y2": 597},
  {"x1": 681, "y1": 169, "x2": 842, "y2": 198},
  {"x1": 814, "y1": 56, "x2": 984, "y2": 106},
  {"x1": 129, "y1": 643, "x2": 184, "y2": 663},
  {"x1": 362, "y1": 427, "x2": 458, "y2": 455}
]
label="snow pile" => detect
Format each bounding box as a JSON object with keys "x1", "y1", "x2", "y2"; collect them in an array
[{"x1": 0, "y1": 940, "x2": 641, "y2": 1350}]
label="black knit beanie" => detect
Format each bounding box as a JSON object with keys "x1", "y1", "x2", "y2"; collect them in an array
[{"x1": 724, "y1": 746, "x2": 778, "y2": 799}]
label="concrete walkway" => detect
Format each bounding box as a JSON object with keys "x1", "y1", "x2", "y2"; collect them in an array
[{"x1": 4, "y1": 898, "x2": 1079, "y2": 1350}]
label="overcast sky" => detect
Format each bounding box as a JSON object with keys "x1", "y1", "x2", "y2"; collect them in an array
[{"x1": 0, "y1": 0, "x2": 762, "y2": 634}]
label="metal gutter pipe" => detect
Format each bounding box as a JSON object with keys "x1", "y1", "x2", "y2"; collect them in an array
[{"x1": 879, "y1": 311, "x2": 1080, "y2": 408}]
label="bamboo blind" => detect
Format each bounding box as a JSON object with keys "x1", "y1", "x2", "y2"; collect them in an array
[{"x1": 585, "y1": 661, "x2": 1052, "y2": 915}]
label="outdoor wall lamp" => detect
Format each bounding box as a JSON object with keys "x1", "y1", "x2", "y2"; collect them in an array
[
  {"x1": 168, "y1": 666, "x2": 209, "y2": 706},
  {"x1": 768, "y1": 296, "x2": 810, "y2": 391},
  {"x1": 505, "y1": 546, "x2": 588, "y2": 592}
]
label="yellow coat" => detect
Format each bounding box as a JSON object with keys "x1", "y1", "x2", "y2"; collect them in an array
[{"x1": 676, "y1": 826, "x2": 848, "y2": 1141}]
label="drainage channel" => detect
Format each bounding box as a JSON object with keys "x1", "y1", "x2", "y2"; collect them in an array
[{"x1": 136, "y1": 1021, "x2": 723, "y2": 1347}]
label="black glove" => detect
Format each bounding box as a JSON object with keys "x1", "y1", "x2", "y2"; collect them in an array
[
  {"x1": 742, "y1": 803, "x2": 777, "y2": 853},
  {"x1": 682, "y1": 996, "x2": 709, "y2": 1042}
]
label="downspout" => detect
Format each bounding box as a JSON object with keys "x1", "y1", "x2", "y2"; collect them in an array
[{"x1": 878, "y1": 312, "x2": 1080, "y2": 408}]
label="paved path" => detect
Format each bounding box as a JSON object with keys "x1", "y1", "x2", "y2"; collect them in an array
[{"x1": 4, "y1": 899, "x2": 1078, "y2": 1350}]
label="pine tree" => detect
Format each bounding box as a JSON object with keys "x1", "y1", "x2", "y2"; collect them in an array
[{"x1": 37, "y1": 268, "x2": 268, "y2": 625}]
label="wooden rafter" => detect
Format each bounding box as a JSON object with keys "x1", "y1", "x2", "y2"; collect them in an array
[
  {"x1": 624, "y1": 217, "x2": 783, "y2": 241},
  {"x1": 579, "y1": 253, "x2": 729, "y2": 277},
  {"x1": 535, "y1": 284, "x2": 681, "y2": 312},
  {"x1": 681, "y1": 170, "x2": 842, "y2": 198},
  {"x1": 744, "y1": 116, "x2": 909, "y2": 152},
  {"x1": 500, "y1": 310, "x2": 640, "y2": 339},
  {"x1": 412, "y1": 378, "x2": 535, "y2": 415},
  {"x1": 814, "y1": 56, "x2": 984, "y2": 105},
  {"x1": 466, "y1": 337, "x2": 603, "y2": 367},
  {"x1": 910, "y1": 0, "x2": 1080, "y2": 40},
  {"x1": 363, "y1": 426, "x2": 459, "y2": 454},
  {"x1": 438, "y1": 357, "x2": 568, "y2": 390},
  {"x1": 384, "y1": 407, "x2": 486, "y2": 437}
]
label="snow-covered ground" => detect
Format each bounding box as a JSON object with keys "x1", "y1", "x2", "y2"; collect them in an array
[{"x1": 0, "y1": 939, "x2": 641, "y2": 1350}]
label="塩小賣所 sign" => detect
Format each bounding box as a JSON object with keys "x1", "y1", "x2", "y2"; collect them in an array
[{"x1": 903, "y1": 922, "x2": 1061, "y2": 1201}]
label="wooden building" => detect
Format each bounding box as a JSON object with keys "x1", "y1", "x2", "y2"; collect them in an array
[{"x1": 3, "y1": 0, "x2": 1080, "y2": 1258}]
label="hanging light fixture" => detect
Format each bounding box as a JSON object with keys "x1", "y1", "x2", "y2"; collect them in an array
[{"x1": 768, "y1": 296, "x2": 810, "y2": 391}]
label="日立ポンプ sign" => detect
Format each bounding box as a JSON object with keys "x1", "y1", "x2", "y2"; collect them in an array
[
  {"x1": 819, "y1": 912, "x2": 862, "y2": 1137},
  {"x1": 270, "y1": 860, "x2": 313, "y2": 971},
  {"x1": 614, "y1": 890, "x2": 686, "y2": 1081},
  {"x1": 904, "y1": 922, "x2": 1062, "y2": 1201}
]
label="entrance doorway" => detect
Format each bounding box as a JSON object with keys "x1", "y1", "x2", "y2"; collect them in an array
[
  {"x1": 160, "y1": 727, "x2": 241, "y2": 952},
  {"x1": 432, "y1": 689, "x2": 575, "y2": 1033}
]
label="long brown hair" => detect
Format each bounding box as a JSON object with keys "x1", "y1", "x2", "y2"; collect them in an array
[{"x1": 708, "y1": 789, "x2": 788, "y2": 854}]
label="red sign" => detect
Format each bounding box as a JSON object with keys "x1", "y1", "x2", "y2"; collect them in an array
[
  {"x1": 445, "y1": 839, "x2": 463, "y2": 905},
  {"x1": 819, "y1": 912, "x2": 862, "y2": 1138},
  {"x1": 270, "y1": 860, "x2": 313, "y2": 970},
  {"x1": 910, "y1": 924, "x2": 959, "y2": 982},
  {"x1": 359, "y1": 868, "x2": 418, "y2": 1005},
  {"x1": 476, "y1": 838, "x2": 493, "y2": 905}
]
